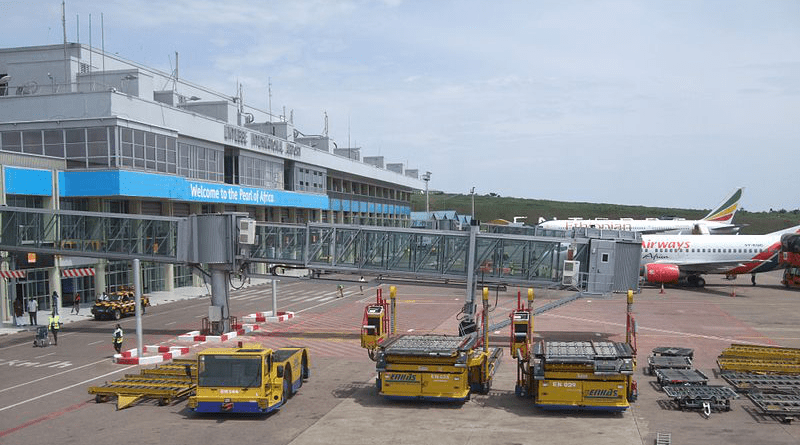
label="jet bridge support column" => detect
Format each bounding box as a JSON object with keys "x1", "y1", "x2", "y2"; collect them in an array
[
  {"x1": 460, "y1": 224, "x2": 479, "y2": 335},
  {"x1": 177, "y1": 213, "x2": 254, "y2": 336},
  {"x1": 209, "y1": 264, "x2": 231, "y2": 335}
]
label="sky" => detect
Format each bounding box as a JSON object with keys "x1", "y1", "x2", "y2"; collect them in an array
[{"x1": 2, "y1": 0, "x2": 799, "y2": 212}]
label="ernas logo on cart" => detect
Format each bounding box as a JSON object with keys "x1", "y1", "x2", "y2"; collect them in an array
[
  {"x1": 386, "y1": 373, "x2": 417, "y2": 382},
  {"x1": 585, "y1": 389, "x2": 618, "y2": 398}
]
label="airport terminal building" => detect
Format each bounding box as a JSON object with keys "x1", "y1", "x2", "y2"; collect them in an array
[{"x1": 0, "y1": 43, "x2": 425, "y2": 317}]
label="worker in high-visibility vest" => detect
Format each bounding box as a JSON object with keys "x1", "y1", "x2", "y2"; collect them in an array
[
  {"x1": 48, "y1": 313, "x2": 60, "y2": 346},
  {"x1": 113, "y1": 324, "x2": 124, "y2": 354}
]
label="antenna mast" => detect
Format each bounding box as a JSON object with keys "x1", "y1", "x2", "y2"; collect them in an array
[
  {"x1": 62, "y1": 1, "x2": 68, "y2": 89},
  {"x1": 101, "y1": 13, "x2": 105, "y2": 73}
]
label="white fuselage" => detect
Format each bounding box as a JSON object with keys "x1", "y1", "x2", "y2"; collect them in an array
[
  {"x1": 640, "y1": 233, "x2": 782, "y2": 275},
  {"x1": 540, "y1": 218, "x2": 735, "y2": 234}
]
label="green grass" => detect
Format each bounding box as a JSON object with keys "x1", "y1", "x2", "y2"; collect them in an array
[{"x1": 412, "y1": 192, "x2": 800, "y2": 235}]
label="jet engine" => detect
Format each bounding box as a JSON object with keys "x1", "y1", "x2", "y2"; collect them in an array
[{"x1": 644, "y1": 263, "x2": 680, "y2": 284}]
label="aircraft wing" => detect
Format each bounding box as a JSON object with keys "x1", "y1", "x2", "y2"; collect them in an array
[{"x1": 656, "y1": 259, "x2": 766, "y2": 275}]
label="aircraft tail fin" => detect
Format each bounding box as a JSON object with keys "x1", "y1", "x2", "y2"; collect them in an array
[{"x1": 702, "y1": 187, "x2": 744, "y2": 222}]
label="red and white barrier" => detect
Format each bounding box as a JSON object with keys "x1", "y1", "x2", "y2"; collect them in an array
[
  {"x1": 114, "y1": 345, "x2": 190, "y2": 365},
  {"x1": 114, "y1": 309, "x2": 293, "y2": 365},
  {"x1": 62, "y1": 268, "x2": 95, "y2": 277},
  {"x1": 0, "y1": 270, "x2": 26, "y2": 279}
]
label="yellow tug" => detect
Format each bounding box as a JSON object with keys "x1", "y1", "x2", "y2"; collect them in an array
[{"x1": 187, "y1": 343, "x2": 310, "y2": 414}]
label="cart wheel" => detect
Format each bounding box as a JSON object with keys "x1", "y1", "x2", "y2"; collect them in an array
[
  {"x1": 113, "y1": 309, "x2": 121, "y2": 320},
  {"x1": 95, "y1": 395, "x2": 106, "y2": 403},
  {"x1": 158, "y1": 398, "x2": 168, "y2": 406}
]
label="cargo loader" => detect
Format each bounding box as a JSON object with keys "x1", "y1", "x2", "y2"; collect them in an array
[
  {"x1": 361, "y1": 286, "x2": 502, "y2": 402},
  {"x1": 511, "y1": 289, "x2": 638, "y2": 411}
]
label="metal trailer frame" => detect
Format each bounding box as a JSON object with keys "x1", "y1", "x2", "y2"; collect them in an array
[
  {"x1": 654, "y1": 368, "x2": 708, "y2": 388},
  {"x1": 721, "y1": 371, "x2": 800, "y2": 395},
  {"x1": 717, "y1": 357, "x2": 800, "y2": 374},
  {"x1": 662, "y1": 385, "x2": 738, "y2": 414},
  {"x1": 646, "y1": 355, "x2": 693, "y2": 376},
  {"x1": 651, "y1": 346, "x2": 694, "y2": 359},
  {"x1": 88, "y1": 359, "x2": 197, "y2": 410},
  {"x1": 746, "y1": 393, "x2": 800, "y2": 423}
]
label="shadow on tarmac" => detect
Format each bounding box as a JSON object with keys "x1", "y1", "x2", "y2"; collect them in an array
[{"x1": 331, "y1": 380, "x2": 628, "y2": 419}]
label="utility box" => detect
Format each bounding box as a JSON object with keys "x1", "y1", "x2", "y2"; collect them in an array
[
  {"x1": 238, "y1": 218, "x2": 257, "y2": 245},
  {"x1": 562, "y1": 260, "x2": 580, "y2": 286}
]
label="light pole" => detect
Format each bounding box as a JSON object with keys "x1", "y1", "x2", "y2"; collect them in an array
[
  {"x1": 470, "y1": 187, "x2": 475, "y2": 220},
  {"x1": 422, "y1": 172, "x2": 432, "y2": 215}
]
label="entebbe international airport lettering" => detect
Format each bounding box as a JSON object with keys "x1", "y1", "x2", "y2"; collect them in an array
[
  {"x1": 224, "y1": 125, "x2": 301, "y2": 158},
  {"x1": 190, "y1": 183, "x2": 275, "y2": 204}
]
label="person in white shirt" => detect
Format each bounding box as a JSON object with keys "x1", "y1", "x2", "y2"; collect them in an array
[{"x1": 27, "y1": 298, "x2": 38, "y2": 325}]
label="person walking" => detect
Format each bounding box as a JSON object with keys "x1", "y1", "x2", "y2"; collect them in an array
[
  {"x1": 27, "y1": 297, "x2": 38, "y2": 325},
  {"x1": 113, "y1": 324, "x2": 124, "y2": 354},
  {"x1": 337, "y1": 284, "x2": 344, "y2": 298},
  {"x1": 48, "y1": 312, "x2": 60, "y2": 346},
  {"x1": 359, "y1": 276, "x2": 366, "y2": 294},
  {"x1": 51, "y1": 291, "x2": 59, "y2": 315},
  {"x1": 71, "y1": 293, "x2": 81, "y2": 314},
  {"x1": 13, "y1": 297, "x2": 24, "y2": 326}
]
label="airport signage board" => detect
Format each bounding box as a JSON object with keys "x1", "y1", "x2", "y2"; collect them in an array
[
  {"x1": 224, "y1": 125, "x2": 301, "y2": 158},
  {"x1": 59, "y1": 171, "x2": 328, "y2": 209}
]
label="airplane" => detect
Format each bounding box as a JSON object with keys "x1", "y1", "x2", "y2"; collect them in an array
[
  {"x1": 538, "y1": 187, "x2": 744, "y2": 234},
  {"x1": 640, "y1": 224, "x2": 800, "y2": 287}
]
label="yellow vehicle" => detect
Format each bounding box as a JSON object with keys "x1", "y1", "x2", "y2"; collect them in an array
[
  {"x1": 91, "y1": 287, "x2": 150, "y2": 320},
  {"x1": 187, "y1": 343, "x2": 309, "y2": 414},
  {"x1": 512, "y1": 289, "x2": 638, "y2": 412},
  {"x1": 362, "y1": 286, "x2": 502, "y2": 402}
]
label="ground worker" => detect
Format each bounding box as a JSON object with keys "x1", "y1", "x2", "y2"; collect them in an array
[
  {"x1": 113, "y1": 324, "x2": 124, "y2": 354},
  {"x1": 337, "y1": 284, "x2": 344, "y2": 298},
  {"x1": 48, "y1": 312, "x2": 60, "y2": 346},
  {"x1": 359, "y1": 276, "x2": 366, "y2": 294}
]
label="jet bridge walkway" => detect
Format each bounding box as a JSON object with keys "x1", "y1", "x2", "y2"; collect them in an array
[{"x1": 0, "y1": 207, "x2": 642, "y2": 291}]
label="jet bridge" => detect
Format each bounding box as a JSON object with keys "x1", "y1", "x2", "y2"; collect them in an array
[{"x1": 0, "y1": 207, "x2": 641, "y2": 332}]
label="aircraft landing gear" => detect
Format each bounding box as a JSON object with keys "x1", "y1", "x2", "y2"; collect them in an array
[{"x1": 687, "y1": 275, "x2": 706, "y2": 287}]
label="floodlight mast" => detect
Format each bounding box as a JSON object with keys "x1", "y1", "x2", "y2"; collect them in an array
[{"x1": 422, "y1": 172, "x2": 432, "y2": 214}]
